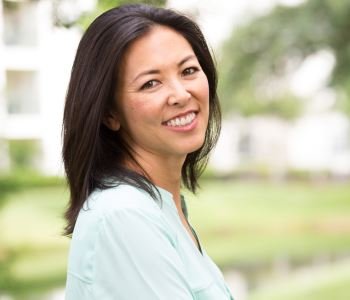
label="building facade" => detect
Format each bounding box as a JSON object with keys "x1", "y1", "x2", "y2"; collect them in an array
[{"x1": 0, "y1": 0, "x2": 80, "y2": 175}]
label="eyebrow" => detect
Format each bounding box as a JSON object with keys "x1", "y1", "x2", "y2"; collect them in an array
[{"x1": 132, "y1": 54, "x2": 196, "y2": 83}]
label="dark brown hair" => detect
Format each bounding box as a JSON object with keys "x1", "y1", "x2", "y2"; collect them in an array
[{"x1": 62, "y1": 4, "x2": 221, "y2": 235}]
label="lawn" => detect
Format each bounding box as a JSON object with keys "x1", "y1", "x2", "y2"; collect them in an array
[
  {"x1": 0, "y1": 179, "x2": 349, "y2": 299},
  {"x1": 188, "y1": 179, "x2": 350, "y2": 300},
  {"x1": 187, "y1": 180, "x2": 350, "y2": 268},
  {"x1": 0, "y1": 186, "x2": 69, "y2": 297}
]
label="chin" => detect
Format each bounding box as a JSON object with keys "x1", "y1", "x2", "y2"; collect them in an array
[{"x1": 184, "y1": 138, "x2": 206, "y2": 154}]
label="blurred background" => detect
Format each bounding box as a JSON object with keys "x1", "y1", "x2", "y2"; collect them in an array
[{"x1": 0, "y1": 0, "x2": 349, "y2": 299}]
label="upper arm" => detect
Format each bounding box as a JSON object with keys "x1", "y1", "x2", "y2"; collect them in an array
[{"x1": 91, "y1": 208, "x2": 194, "y2": 300}]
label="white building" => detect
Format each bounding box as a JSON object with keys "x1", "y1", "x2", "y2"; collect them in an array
[
  {"x1": 0, "y1": 0, "x2": 80, "y2": 175},
  {"x1": 211, "y1": 112, "x2": 350, "y2": 178}
]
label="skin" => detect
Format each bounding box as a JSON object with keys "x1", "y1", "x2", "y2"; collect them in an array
[{"x1": 106, "y1": 25, "x2": 210, "y2": 248}]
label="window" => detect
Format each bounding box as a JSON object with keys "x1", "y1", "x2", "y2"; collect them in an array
[
  {"x1": 6, "y1": 70, "x2": 40, "y2": 114},
  {"x1": 3, "y1": 0, "x2": 38, "y2": 46}
]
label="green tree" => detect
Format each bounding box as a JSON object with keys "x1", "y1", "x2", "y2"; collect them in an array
[
  {"x1": 54, "y1": 0, "x2": 166, "y2": 29},
  {"x1": 219, "y1": 0, "x2": 350, "y2": 118},
  {"x1": 78, "y1": 0, "x2": 167, "y2": 30}
]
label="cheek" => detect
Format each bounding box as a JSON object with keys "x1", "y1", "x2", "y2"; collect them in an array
[
  {"x1": 200, "y1": 84, "x2": 210, "y2": 126},
  {"x1": 198, "y1": 77, "x2": 210, "y2": 110},
  {"x1": 124, "y1": 100, "x2": 160, "y2": 127}
]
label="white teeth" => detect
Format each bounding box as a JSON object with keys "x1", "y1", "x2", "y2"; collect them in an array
[{"x1": 166, "y1": 112, "x2": 196, "y2": 127}]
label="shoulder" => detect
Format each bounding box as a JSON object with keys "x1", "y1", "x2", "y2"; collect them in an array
[
  {"x1": 68, "y1": 184, "x2": 170, "y2": 282},
  {"x1": 71, "y1": 184, "x2": 164, "y2": 244},
  {"x1": 85, "y1": 183, "x2": 161, "y2": 215}
]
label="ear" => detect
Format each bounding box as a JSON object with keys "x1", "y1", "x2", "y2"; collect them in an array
[{"x1": 103, "y1": 112, "x2": 120, "y2": 131}]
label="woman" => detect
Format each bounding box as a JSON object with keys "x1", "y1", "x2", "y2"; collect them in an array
[{"x1": 63, "y1": 4, "x2": 234, "y2": 300}]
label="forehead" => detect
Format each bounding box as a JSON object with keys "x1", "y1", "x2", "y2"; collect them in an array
[{"x1": 120, "y1": 25, "x2": 195, "y2": 76}]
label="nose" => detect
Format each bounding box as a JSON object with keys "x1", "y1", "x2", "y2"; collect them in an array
[{"x1": 167, "y1": 80, "x2": 191, "y2": 106}]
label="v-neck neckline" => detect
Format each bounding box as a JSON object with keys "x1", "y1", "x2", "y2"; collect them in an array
[{"x1": 156, "y1": 186, "x2": 203, "y2": 256}]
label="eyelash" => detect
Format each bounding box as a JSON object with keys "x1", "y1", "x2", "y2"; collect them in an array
[
  {"x1": 141, "y1": 80, "x2": 159, "y2": 90},
  {"x1": 140, "y1": 66, "x2": 200, "y2": 90},
  {"x1": 182, "y1": 66, "x2": 200, "y2": 76}
]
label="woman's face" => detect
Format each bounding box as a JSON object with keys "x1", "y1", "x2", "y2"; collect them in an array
[{"x1": 110, "y1": 25, "x2": 209, "y2": 161}]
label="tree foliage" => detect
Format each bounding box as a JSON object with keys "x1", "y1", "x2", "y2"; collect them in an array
[
  {"x1": 219, "y1": 0, "x2": 350, "y2": 117},
  {"x1": 78, "y1": 0, "x2": 167, "y2": 30},
  {"x1": 53, "y1": 0, "x2": 166, "y2": 29}
]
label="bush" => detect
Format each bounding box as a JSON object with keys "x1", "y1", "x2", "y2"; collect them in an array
[
  {"x1": 0, "y1": 171, "x2": 65, "y2": 191},
  {"x1": 8, "y1": 139, "x2": 41, "y2": 171},
  {"x1": 0, "y1": 171, "x2": 65, "y2": 209}
]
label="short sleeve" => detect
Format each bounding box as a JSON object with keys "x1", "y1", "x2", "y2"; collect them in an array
[{"x1": 89, "y1": 208, "x2": 194, "y2": 300}]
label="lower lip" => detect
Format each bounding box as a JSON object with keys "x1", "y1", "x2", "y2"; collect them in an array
[{"x1": 163, "y1": 114, "x2": 198, "y2": 132}]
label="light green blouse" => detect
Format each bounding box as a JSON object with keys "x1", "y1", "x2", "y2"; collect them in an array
[{"x1": 65, "y1": 184, "x2": 234, "y2": 300}]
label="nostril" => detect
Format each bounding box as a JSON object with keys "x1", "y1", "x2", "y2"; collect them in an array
[
  {"x1": 168, "y1": 96, "x2": 179, "y2": 106},
  {"x1": 168, "y1": 90, "x2": 191, "y2": 106}
]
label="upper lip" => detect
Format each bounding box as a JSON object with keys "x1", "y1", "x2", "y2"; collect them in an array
[{"x1": 163, "y1": 109, "x2": 198, "y2": 123}]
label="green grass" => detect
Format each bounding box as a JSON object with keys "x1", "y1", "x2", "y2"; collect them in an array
[
  {"x1": 186, "y1": 180, "x2": 350, "y2": 299},
  {"x1": 186, "y1": 180, "x2": 350, "y2": 267},
  {"x1": 0, "y1": 179, "x2": 349, "y2": 298},
  {"x1": 0, "y1": 186, "x2": 69, "y2": 296}
]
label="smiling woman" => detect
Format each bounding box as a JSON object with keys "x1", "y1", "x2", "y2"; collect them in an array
[
  {"x1": 62, "y1": 4, "x2": 232, "y2": 300},
  {"x1": 108, "y1": 25, "x2": 210, "y2": 160}
]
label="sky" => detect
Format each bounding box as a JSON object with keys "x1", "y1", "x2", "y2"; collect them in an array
[{"x1": 167, "y1": 0, "x2": 305, "y2": 49}]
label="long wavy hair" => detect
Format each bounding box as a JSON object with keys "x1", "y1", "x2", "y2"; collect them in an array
[{"x1": 62, "y1": 4, "x2": 221, "y2": 236}]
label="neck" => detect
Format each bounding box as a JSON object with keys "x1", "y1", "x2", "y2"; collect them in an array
[{"x1": 127, "y1": 150, "x2": 185, "y2": 207}]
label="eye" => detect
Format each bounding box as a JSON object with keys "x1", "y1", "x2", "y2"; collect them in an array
[
  {"x1": 140, "y1": 80, "x2": 160, "y2": 90},
  {"x1": 182, "y1": 67, "x2": 199, "y2": 76}
]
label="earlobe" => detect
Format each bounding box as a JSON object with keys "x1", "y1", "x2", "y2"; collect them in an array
[{"x1": 103, "y1": 112, "x2": 120, "y2": 131}]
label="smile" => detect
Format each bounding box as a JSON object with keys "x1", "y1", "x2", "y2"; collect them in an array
[{"x1": 165, "y1": 112, "x2": 196, "y2": 127}]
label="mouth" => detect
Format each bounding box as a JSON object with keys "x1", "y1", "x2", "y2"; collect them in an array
[{"x1": 163, "y1": 111, "x2": 197, "y2": 127}]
